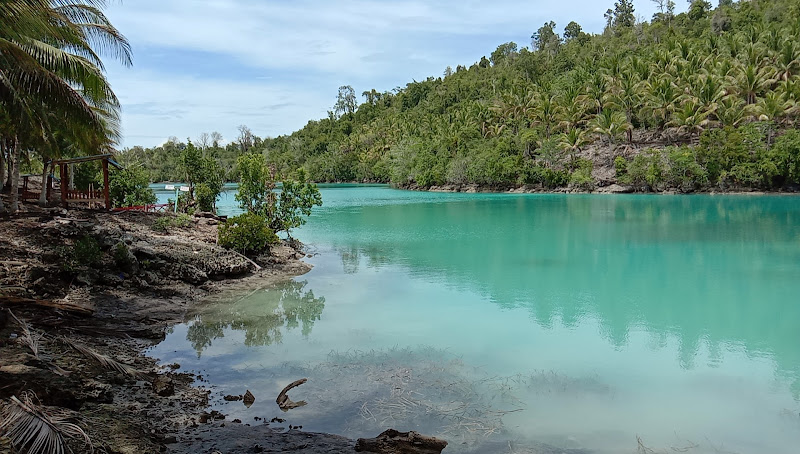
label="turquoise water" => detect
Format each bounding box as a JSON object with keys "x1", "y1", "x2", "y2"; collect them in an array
[{"x1": 151, "y1": 186, "x2": 800, "y2": 453}]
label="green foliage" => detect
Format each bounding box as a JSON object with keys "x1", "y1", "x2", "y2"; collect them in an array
[
  {"x1": 569, "y1": 158, "x2": 594, "y2": 190},
  {"x1": 614, "y1": 156, "x2": 628, "y2": 178},
  {"x1": 118, "y1": 0, "x2": 800, "y2": 194},
  {"x1": 235, "y1": 152, "x2": 277, "y2": 218},
  {"x1": 218, "y1": 213, "x2": 279, "y2": 256},
  {"x1": 58, "y1": 236, "x2": 102, "y2": 271},
  {"x1": 180, "y1": 140, "x2": 224, "y2": 213},
  {"x1": 666, "y1": 147, "x2": 708, "y2": 192},
  {"x1": 770, "y1": 130, "x2": 800, "y2": 185},
  {"x1": 152, "y1": 214, "x2": 192, "y2": 233},
  {"x1": 273, "y1": 171, "x2": 323, "y2": 236},
  {"x1": 109, "y1": 167, "x2": 157, "y2": 208},
  {"x1": 624, "y1": 150, "x2": 665, "y2": 191},
  {"x1": 113, "y1": 243, "x2": 135, "y2": 270}
]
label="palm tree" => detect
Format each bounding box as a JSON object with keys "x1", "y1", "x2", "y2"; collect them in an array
[
  {"x1": 527, "y1": 92, "x2": 561, "y2": 139},
  {"x1": 775, "y1": 40, "x2": 800, "y2": 82},
  {"x1": 644, "y1": 76, "x2": 681, "y2": 130},
  {"x1": 733, "y1": 63, "x2": 774, "y2": 105},
  {"x1": 590, "y1": 109, "x2": 629, "y2": 145},
  {"x1": 0, "y1": 0, "x2": 131, "y2": 213},
  {"x1": 607, "y1": 68, "x2": 643, "y2": 143},
  {"x1": 558, "y1": 129, "x2": 589, "y2": 169},
  {"x1": 667, "y1": 100, "x2": 711, "y2": 139}
]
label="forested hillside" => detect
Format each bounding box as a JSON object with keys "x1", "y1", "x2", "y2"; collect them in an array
[{"x1": 122, "y1": 0, "x2": 800, "y2": 192}]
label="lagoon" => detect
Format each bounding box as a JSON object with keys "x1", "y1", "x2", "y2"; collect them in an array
[{"x1": 150, "y1": 185, "x2": 800, "y2": 453}]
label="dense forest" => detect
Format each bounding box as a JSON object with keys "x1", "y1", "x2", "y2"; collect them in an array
[{"x1": 120, "y1": 0, "x2": 800, "y2": 192}]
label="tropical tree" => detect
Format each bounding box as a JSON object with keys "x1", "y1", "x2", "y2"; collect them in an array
[{"x1": 0, "y1": 0, "x2": 131, "y2": 213}]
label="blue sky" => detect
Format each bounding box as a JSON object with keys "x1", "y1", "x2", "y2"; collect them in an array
[{"x1": 104, "y1": 0, "x2": 687, "y2": 148}]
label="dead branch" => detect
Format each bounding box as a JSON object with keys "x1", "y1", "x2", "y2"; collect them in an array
[
  {"x1": 276, "y1": 378, "x2": 307, "y2": 411},
  {"x1": 0, "y1": 296, "x2": 93, "y2": 316}
]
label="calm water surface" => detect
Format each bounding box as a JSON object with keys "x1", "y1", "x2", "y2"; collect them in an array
[{"x1": 151, "y1": 185, "x2": 800, "y2": 453}]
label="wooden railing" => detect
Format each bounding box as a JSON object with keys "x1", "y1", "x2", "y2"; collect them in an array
[{"x1": 66, "y1": 189, "x2": 103, "y2": 201}]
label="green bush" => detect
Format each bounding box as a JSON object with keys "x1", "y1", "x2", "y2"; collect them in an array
[
  {"x1": 666, "y1": 147, "x2": 708, "y2": 192},
  {"x1": 59, "y1": 236, "x2": 102, "y2": 271},
  {"x1": 218, "y1": 213, "x2": 279, "y2": 256},
  {"x1": 569, "y1": 158, "x2": 594, "y2": 191},
  {"x1": 152, "y1": 214, "x2": 192, "y2": 233},
  {"x1": 626, "y1": 150, "x2": 665, "y2": 191},
  {"x1": 109, "y1": 167, "x2": 157, "y2": 208},
  {"x1": 614, "y1": 156, "x2": 628, "y2": 179}
]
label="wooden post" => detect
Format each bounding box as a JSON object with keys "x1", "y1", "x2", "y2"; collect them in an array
[
  {"x1": 102, "y1": 158, "x2": 110, "y2": 210},
  {"x1": 59, "y1": 164, "x2": 68, "y2": 208}
]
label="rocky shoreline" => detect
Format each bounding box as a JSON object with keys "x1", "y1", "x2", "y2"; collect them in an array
[{"x1": 0, "y1": 207, "x2": 360, "y2": 453}]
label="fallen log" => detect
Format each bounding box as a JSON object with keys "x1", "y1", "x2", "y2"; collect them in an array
[
  {"x1": 276, "y1": 378, "x2": 307, "y2": 411},
  {"x1": 355, "y1": 429, "x2": 448, "y2": 454},
  {"x1": 0, "y1": 296, "x2": 94, "y2": 316}
]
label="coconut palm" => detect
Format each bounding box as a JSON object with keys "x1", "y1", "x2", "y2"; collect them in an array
[
  {"x1": 0, "y1": 0, "x2": 131, "y2": 213},
  {"x1": 733, "y1": 63, "x2": 775, "y2": 105},
  {"x1": 775, "y1": 40, "x2": 800, "y2": 82},
  {"x1": 558, "y1": 128, "x2": 589, "y2": 169},
  {"x1": 607, "y1": 68, "x2": 643, "y2": 143},
  {"x1": 644, "y1": 76, "x2": 681, "y2": 130},
  {"x1": 667, "y1": 100, "x2": 711, "y2": 138},
  {"x1": 589, "y1": 109, "x2": 629, "y2": 145}
]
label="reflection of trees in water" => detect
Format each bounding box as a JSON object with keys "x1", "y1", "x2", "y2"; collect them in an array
[
  {"x1": 186, "y1": 280, "x2": 325, "y2": 356},
  {"x1": 322, "y1": 196, "x2": 800, "y2": 396}
]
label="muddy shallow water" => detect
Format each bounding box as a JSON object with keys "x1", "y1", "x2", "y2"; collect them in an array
[{"x1": 151, "y1": 186, "x2": 800, "y2": 454}]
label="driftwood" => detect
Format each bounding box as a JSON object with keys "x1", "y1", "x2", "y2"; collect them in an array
[
  {"x1": 227, "y1": 249, "x2": 262, "y2": 271},
  {"x1": 0, "y1": 296, "x2": 94, "y2": 316},
  {"x1": 355, "y1": 430, "x2": 448, "y2": 454},
  {"x1": 276, "y1": 378, "x2": 307, "y2": 411}
]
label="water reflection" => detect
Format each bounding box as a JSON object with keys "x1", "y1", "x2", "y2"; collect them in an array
[
  {"x1": 186, "y1": 280, "x2": 324, "y2": 356},
  {"x1": 310, "y1": 194, "x2": 800, "y2": 396}
]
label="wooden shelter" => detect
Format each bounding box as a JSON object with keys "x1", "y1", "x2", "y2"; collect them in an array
[{"x1": 54, "y1": 154, "x2": 123, "y2": 210}]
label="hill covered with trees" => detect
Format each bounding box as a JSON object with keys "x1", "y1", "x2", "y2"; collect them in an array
[{"x1": 122, "y1": 0, "x2": 800, "y2": 192}]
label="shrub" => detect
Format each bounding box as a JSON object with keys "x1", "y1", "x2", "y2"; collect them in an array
[
  {"x1": 569, "y1": 158, "x2": 594, "y2": 191},
  {"x1": 666, "y1": 147, "x2": 708, "y2": 192},
  {"x1": 59, "y1": 236, "x2": 102, "y2": 271},
  {"x1": 152, "y1": 214, "x2": 192, "y2": 233},
  {"x1": 109, "y1": 167, "x2": 156, "y2": 208},
  {"x1": 626, "y1": 150, "x2": 665, "y2": 191},
  {"x1": 614, "y1": 156, "x2": 628, "y2": 179},
  {"x1": 218, "y1": 213, "x2": 279, "y2": 256}
]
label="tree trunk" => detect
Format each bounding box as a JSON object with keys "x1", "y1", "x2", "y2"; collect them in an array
[
  {"x1": 39, "y1": 158, "x2": 50, "y2": 207},
  {"x1": 0, "y1": 139, "x2": 6, "y2": 192},
  {"x1": 9, "y1": 137, "x2": 20, "y2": 213}
]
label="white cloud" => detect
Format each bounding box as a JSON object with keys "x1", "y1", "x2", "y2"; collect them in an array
[
  {"x1": 109, "y1": 68, "x2": 330, "y2": 146},
  {"x1": 104, "y1": 1, "x2": 682, "y2": 147}
]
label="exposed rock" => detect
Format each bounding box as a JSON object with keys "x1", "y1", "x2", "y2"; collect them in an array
[
  {"x1": 355, "y1": 429, "x2": 447, "y2": 454},
  {"x1": 153, "y1": 374, "x2": 175, "y2": 397},
  {"x1": 176, "y1": 264, "x2": 208, "y2": 285},
  {"x1": 242, "y1": 390, "x2": 255, "y2": 408},
  {"x1": 596, "y1": 184, "x2": 634, "y2": 194},
  {"x1": 113, "y1": 242, "x2": 140, "y2": 274}
]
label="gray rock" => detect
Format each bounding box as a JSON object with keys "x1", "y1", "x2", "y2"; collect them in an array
[
  {"x1": 153, "y1": 375, "x2": 175, "y2": 397},
  {"x1": 176, "y1": 264, "x2": 208, "y2": 285}
]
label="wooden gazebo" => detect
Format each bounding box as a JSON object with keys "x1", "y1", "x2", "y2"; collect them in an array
[{"x1": 54, "y1": 154, "x2": 123, "y2": 210}]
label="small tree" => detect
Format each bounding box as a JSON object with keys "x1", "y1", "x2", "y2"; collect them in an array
[
  {"x1": 235, "y1": 153, "x2": 322, "y2": 238},
  {"x1": 180, "y1": 140, "x2": 224, "y2": 213},
  {"x1": 109, "y1": 166, "x2": 157, "y2": 208},
  {"x1": 272, "y1": 169, "x2": 323, "y2": 238}
]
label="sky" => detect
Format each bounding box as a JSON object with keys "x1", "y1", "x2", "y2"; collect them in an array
[{"x1": 104, "y1": 0, "x2": 688, "y2": 149}]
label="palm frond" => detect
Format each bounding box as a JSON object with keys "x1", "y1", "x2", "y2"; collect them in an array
[
  {"x1": 0, "y1": 392, "x2": 92, "y2": 454},
  {"x1": 59, "y1": 337, "x2": 144, "y2": 379},
  {"x1": 7, "y1": 310, "x2": 42, "y2": 360}
]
